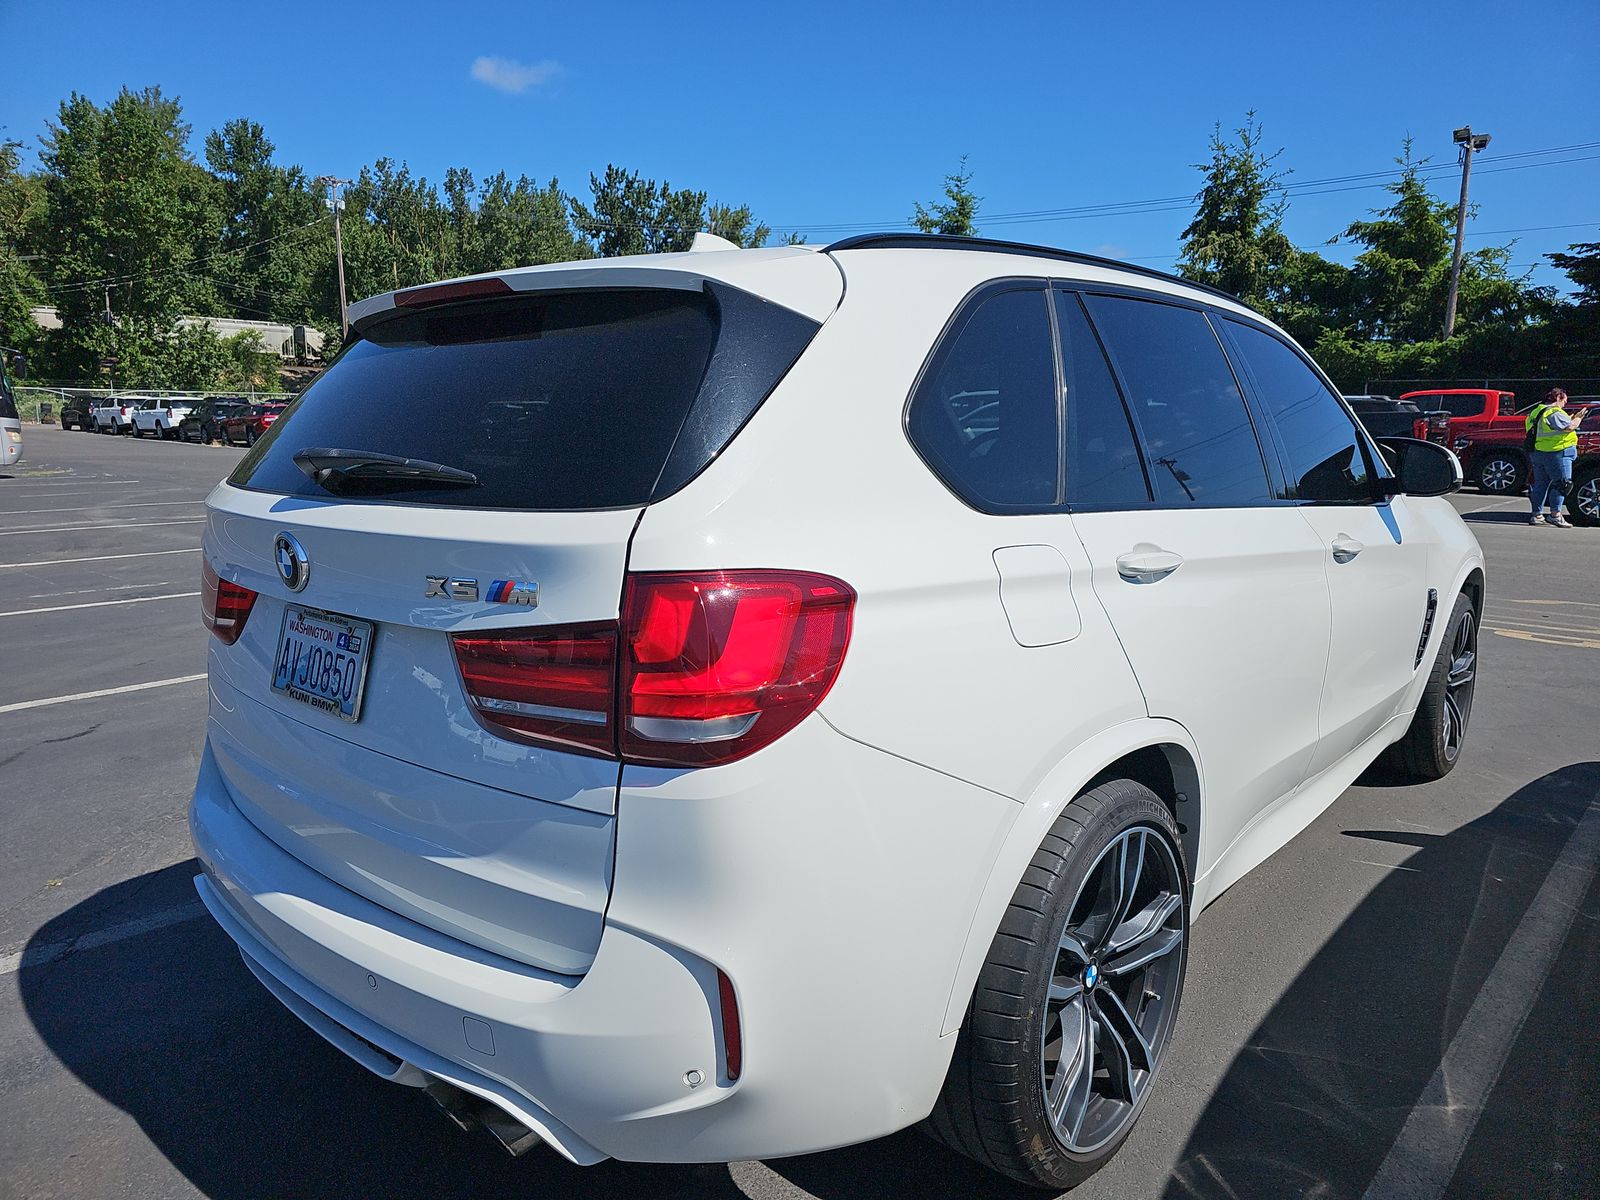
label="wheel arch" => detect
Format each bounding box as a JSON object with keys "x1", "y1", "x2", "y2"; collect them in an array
[{"x1": 939, "y1": 718, "x2": 1203, "y2": 1035}]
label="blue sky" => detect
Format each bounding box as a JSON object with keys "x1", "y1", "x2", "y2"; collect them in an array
[{"x1": 4, "y1": 0, "x2": 1597, "y2": 292}]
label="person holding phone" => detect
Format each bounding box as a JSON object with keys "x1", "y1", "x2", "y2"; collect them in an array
[{"x1": 1526, "y1": 388, "x2": 1586, "y2": 526}]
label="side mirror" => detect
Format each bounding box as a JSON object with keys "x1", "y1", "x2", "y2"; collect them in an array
[{"x1": 1377, "y1": 436, "x2": 1463, "y2": 498}]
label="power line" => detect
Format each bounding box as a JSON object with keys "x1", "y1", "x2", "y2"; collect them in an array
[
  {"x1": 778, "y1": 144, "x2": 1600, "y2": 235},
  {"x1": 42, "y1": 216, "x2": 327, "y2": 297}
]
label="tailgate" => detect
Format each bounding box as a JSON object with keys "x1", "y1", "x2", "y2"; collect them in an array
[{"x1": 203, "y1": 487, "x2": 633, "y2": 973}]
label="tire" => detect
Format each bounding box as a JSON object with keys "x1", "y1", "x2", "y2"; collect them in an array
[
  {"x1": 1474, "y1": 451, "x2": 1526, "y2": 495},
  {"x1": 1569, "y1": 463, "x2": 1600, "y2": 528},
  {"x1": 929, "y1": 779, "x2": 1189, "y2": 1191},
  {"x1": 1376, "y1": 593, "x2": 1477, "y2": 781},
  {"x1": 246, "y1": 427, "x2": 258, "y2": 446}
]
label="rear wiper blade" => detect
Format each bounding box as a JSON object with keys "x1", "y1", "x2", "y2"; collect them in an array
[{"x1": 293, "y1": 447, "x2": 479, "y2": 492}]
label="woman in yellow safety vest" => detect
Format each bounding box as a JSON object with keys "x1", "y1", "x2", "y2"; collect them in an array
[{"x1": 1526, "y1": 388, "x2": 1586, "y2": 527}]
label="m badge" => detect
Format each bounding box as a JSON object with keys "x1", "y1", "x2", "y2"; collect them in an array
[{"x1": 487, "y1": 579, "x2": 540, "y2": 607}]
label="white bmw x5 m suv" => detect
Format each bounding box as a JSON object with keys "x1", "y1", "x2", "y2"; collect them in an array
[{"x1": 190, "y1": 233, "x2": 1483, "y2": 1190}]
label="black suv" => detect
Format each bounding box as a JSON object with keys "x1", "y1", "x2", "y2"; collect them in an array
[
  {"x1": 59, "y1": 396, "x2": 95, "y2": 431},
  {"x1": 178, "y1": 398, "x2": 245, "y2": 444},
  {"x1": 1343, "y1": 394, "x2": 1431, "y2": 439}
]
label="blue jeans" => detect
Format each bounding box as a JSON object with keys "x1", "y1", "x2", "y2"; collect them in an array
[{"x1": 1529, "y1": 447, "x2": 1576, "y2": 513}]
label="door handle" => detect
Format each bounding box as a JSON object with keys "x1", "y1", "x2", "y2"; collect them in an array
[
  {"x1": 1331, "y1": 534, "x2": 1365, "y2": 563},
  {"x1": 1116, "y1": 546, "x2": 1184, "y2": 584}
]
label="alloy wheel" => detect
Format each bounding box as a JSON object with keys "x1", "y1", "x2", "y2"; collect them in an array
[
  {"x1": 1574, "y1": 476, "x2": 1600, "y2": 523},
  {"x1": 1441, "y1": 610, "x2": 1477, "y2": 762},
  {"x1": 1041, "y1": 825, "x2": 1185, "y2": 1154},
  {"x1": 1478, "y1": 457, "x2": 1519, "y2": 493}
]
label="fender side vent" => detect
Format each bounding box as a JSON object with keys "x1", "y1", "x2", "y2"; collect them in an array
[{"x1": 1415, "y1": 588, "x2": 1439, "y2": 669}]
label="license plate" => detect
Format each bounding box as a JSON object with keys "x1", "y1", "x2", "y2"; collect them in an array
[{"x1": 271, "y1": 604, "x2": 374, "y2": 722}]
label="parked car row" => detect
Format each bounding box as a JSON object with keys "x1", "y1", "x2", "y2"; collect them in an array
[{"x1": 58, "y1": 394, "x2": 289, "y2": 446}]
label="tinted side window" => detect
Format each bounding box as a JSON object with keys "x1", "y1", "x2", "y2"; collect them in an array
[
  {"x1": 1224, "y1": 320, "x2": 1374, "y2": 505},
  {"x1": 1057, "y1": 291, "x2": 1149, "y2": 508},
  {"x1": 1443, "y1": 393, "x2": 1485, "y2": 417},
  {"x1": 907, "y1": 286, "x2": 1058, "y2": 511},
  {"x1": 1085, "y1": 296, "x2": 1272, "y2": 506}
]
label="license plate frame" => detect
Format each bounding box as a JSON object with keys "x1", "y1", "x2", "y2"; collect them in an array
[{"x1": 270, "y1": 604, "x2": 375, "y2": 723}]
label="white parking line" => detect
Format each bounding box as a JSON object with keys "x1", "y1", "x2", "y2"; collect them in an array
[
  {"x1": 0, "y1": 672, "x2": 207, "y2": 714},
  {"x1": 0, "y1": 591, "x2": 199, "y2": 618},
  {"x1": 0, "y1": 499, "x2": 204, "y2": 515},
  {"x1": 0, "y1": 901, "x2": 207, "y2": 976},
  {"x1": 1361, "y1": 799, "x2": 1600, "y2": 1200},
  {"x1": 0, "y1": 518, "x2": 205, "y2": 536},
  {"x1": 0, "y1": 547, "x2": 201, "y2": 569}
]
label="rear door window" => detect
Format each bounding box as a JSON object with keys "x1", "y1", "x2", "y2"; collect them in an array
[
  {"x1": 1056, "y1": 290, "x2": 1150, "y2": 508},
  {"x1": 233, "y1": 286, "x2": 817, "y2": 511},
  {"x1": 906, "y1": 284, "x2": 1059, "y2": 512},
  {"x1": 1223, "y1": 319, "x2": 1375, "y2": 505},
  {"x1": 1084, "y1": 295, "x2": 1273, "y2": 506}
]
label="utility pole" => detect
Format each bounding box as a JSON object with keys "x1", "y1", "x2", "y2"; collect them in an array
[
  {"x1": 1443, "y1": 125, "x2": 1491, "y2": 339},
  {"x1": 317, "y1": 176, "x2": 352, "y2": 336}
]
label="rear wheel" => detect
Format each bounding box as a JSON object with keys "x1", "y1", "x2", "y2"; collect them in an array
[
  {"x1": 1569, "y1": 463, "x2": 1600, "y2": 527},
  {"x1": 1377, "y1": 593, "x2": 1477, "y2": 781},
  {"x1": 929, "y1": 779, "x2": 1188, "y2": 1190},
  {"x1": 1474, "y1": 451, "x2": 1525, "y2": 495},
  {"x1": 246, "y1": 427, "x2": 258, "y2": 446}
]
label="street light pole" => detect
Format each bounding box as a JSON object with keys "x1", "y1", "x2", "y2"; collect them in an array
[
  {"x1": 1443, "y1": 126, "x2": 1491, "y2": 339},
  {"x1": 317, "y1": 176, "x2": 352, "y2": 337}
]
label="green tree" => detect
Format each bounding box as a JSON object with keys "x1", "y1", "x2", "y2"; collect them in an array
[
  {"x1": 1332, "y1": 141, "x2": 1543, "y2": 343},
  {"x1": 706, "y1": 202, "x2": 770, "y2": 248},
  {"x1": 1177, "y1": 114, "x2": 1298, "y2": 311},
  {"x1": 569, "y1": 165, "x2": 707, "y2": 256},
  {"x1": 0, "y1": 138, "x2": 47, "y2": 360},
  {"x1": 202, "y1": 118, "x2": 325, "y2": 323},
  {"x1": 912, "y1": 156, "x2": 979, "y2": 236},
  {"x1": 38, "y1": 87, "x2": 219, "y2": 380}
]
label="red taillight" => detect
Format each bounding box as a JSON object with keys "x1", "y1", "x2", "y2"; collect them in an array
[
  {"x1": 449, "y1": 570, "x2": 854, "y2": 767},
  {"x1": 450, "y1": 625, "x2": 617, "y2": 756},
  {"x1": 202, "y1": 558, "x2": 258, "y2": 645},
  {"x1": 620, "y1": 571, "x2": 855, "y2": 766},
  {"x1": 717, "y1": 969, "x2": 742, "y2": 1082}
]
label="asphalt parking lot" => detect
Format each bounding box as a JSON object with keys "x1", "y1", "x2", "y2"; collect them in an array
[{"x1": 2, "y1": 424, "x2": 1596, "y2": 1200}]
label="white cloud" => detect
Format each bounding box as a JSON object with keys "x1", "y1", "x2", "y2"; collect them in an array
[{"x1": 469, "y1": 56, "x2": 563, "y2": 95}]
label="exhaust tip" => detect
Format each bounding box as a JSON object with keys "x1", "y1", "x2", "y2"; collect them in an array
[{"x1": 423, "y1": 1079, "x2": 543, "y2": 1156}]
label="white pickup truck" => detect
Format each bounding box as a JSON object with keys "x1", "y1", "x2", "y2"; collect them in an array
[
  {"x1": 92, "y1": 396, "x2": 137, "y2": 434},
  {"x1": 131, "y1": 395, "x2": 194, "y2": 439}
]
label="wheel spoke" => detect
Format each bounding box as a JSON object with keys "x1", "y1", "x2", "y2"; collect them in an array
[
  {"x1": 1047, "y1": 997, "x2": 1091, "y2": 1132},
  {"x1": 1097, "y1": 985, "x2": 1155, "y2": 1075},
  {"x1": 1048, "y1": 977, "x2": 1084, "y2": 1005},
  {"x1": 1106, "y1": 925, "x2": 1183, "y2": 977},
  {"x1": 1107, "y1": 891, "x2": 1181, "y2": 957},
  {"x1": 1102, "y1": 831, "x2": 1146, "y2": 950},
  {"x1": 1058, "y1": 928, "x2": 1092, "y2": 966},
  {"x1": 1447, "y1": 649, "x2": 1475, "y2": 689},
  {"x1": 1092, "y1": 995, "x2": 1139, "y2": 1102}
]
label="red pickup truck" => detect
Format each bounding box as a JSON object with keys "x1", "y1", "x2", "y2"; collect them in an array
[
  {"x1": 1452, "y1": 420, "x2": 1600, "y2": 525},
  {"x1": 1400, "y1": 389, "x2": 1521, "y2": 444}
]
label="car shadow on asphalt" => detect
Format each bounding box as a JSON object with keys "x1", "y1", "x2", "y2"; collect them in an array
[
  {"x1": 17, "y1": 764, "x2": 1600, "y2": 1200},
  {"x1": 1155, "y1": 760, "x2": 1600, "y2": 1199}
]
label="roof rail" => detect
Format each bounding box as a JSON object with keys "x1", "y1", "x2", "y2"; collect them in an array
[{"x1": 822, "y1": 233, "x2": 1247, "y2": 307}]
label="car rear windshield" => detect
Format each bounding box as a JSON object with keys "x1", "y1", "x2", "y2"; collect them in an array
[{"x1": 231, "y1": 283, "x2": 819, "y2": 511}]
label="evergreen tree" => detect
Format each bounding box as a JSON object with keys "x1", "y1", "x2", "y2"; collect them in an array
[
  {"x1": 912, "y1": 157, "x2": 979, "y2": 236},
  {"x1": 1177, "y1": 114, "x2": 1297, "y2": 311}
]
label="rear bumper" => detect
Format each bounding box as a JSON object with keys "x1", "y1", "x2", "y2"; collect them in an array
[
  {"x1": 191, "y1": 742, "x2": 729, "y2": 1164},
  {"x1": 190, "y1": 712, "x2": 1019, "y2": 1164}
]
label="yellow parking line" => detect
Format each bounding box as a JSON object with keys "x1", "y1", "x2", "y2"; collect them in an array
[{"x1": 1490, "y1": 628, "x2": 1600, "y2": 649}]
